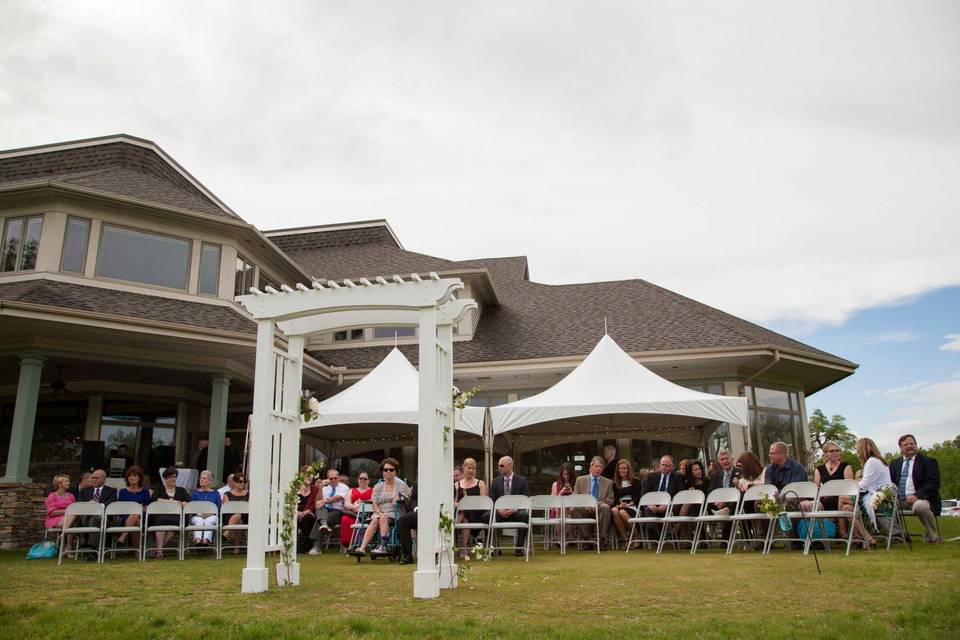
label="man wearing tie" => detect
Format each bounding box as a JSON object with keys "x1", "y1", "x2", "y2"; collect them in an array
[
  {"x1": 77, "y1": 468, "x2": 117, "y2": 551},
  {"x1": 642, "y1": 455, "x2": 682, "y2": 515},
  {"x1": 890, "y1": 434, "x2": 941, "y2": 543},
  {"x1": 573, "y1": 456, "x2": 614, "y2": 549},
  {"x1": 488, "y1": 456, "x2": 529, "y2": 556}
]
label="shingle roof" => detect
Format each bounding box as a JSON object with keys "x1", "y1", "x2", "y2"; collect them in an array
[
  {"x1": 307, "y1": 251, "x2": 854, "y2": 370},
  {"x1": 283, "y1": 243, "x2": 471, "y2": 282},
  {"x1": 266, "y1": 225, "x2": 400, "y2": 253},
  {"x1": 0, "y1": 140, "x2": 239, "y2": 221},
  {"x1": 0, "y1": 280, "x2": 256, "y2": 335}
]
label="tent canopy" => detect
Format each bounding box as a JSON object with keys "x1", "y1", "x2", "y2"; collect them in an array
[
  {"x1": 490, "y1": 335, "x2": 749, "y2": 435},
  {"x1": 302, "y1": 347, "x2": 485, "y2": 440}
]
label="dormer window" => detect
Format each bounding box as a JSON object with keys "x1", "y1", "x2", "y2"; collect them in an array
[
  {"x1": 1, "y1": 215, "x2": 43, "y2": 272},
  {"x1": 97, "y1": 224, "x2": 191, "y2": 290}
]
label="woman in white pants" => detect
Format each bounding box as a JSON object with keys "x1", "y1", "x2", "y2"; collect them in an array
[{"x1": 190, "y1": 471, "x2": 222, "y2": 546}]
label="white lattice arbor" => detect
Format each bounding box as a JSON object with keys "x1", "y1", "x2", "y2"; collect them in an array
[{"x1": 237, "y1": 274, "x2": 476, "y2": 599}]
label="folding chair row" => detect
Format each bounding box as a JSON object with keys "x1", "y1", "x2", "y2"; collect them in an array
[
  {"x1": 56, "y1": 500, "x2": 250, "y2": 564},
  {"x1": 454, "y1": 495, "x2": 535, "y2": 561}
]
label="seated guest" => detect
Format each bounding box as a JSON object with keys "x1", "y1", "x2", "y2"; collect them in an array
[
  {"x1": 813, "y1": 441, "x2": 853, "y2": 537},
  {"x1": 310, "y1": 468, "x2": 349, "y2": 553},
  {"x1": 551, "y1": 463, "x2": 576, "y2": 541},
  {"x1": 44, "y1": 474, "x2": 75, "y2": 530},
  {"x1": 190, "y1": 470, "x2": 222, "y2": 546},
  {"x1": 397, "y1": 484, "x2": 418, "y2": 564},
  {"x1": 217, "y1": 474, "x2": 236, "y2": 499},
  {"x1": 764, "y1": 441, "x2": 807, "y2": 490},
  {"x1": 851, "y1": 437, "x2": 890, "y2": 547},
  {"x1": 602, "y1": 445, "x2": 618, "y2": 480},
  {"x1": 890, "y1": 434, "x2": 941, "y2": 543},
  {"x1": 708, "y1": 449, "x2": 737, "y2": 510},
  {"x1": 454, "y1": 458, "x2": 488, "y2": 558},
  {"x1": 296, "y1": 470, "x2": 319, "y2": 554},
  {"x1": 642, "y1": 455, "x2": 682, "y2": 510},
  {"x1": 77, "y1": 469, "x2": 117, "y2": 550},
  {"x1": 149, "y1": 467, "x2": 191, "y2": 558},
  {"x1": 69, "y1": 471, "x2": 92, "y2": 500},
  {"x1": 489, "y1": 456, "x2": 530, "y2": 556},
  {"x1": 116, "y1": 466, "x2": 151, "y2": 546},
  {"x1": 221, "y1": 473, "x2": 249, "y2": 548},
  {"x1": 355, "y1": 458, "x2": 411, "y2": 556},
  {"x1": 678, "y1": 460, "x2": 709, "y2": 536},
  {"x1": 573, "y1": 456, "x2": 614, "y2": 549},
  {"x1": 735, "y1": 452, "x2": 765, "y2": 493},
  {"x1": 340, "y1": 471, "x2": 374, "y2": 550},
  {"x1": 610, "y1": 459, "x2": 641, "y2": 548}
]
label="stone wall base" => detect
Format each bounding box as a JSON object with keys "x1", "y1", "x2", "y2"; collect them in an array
[{"x1": 0, "y1": 483, "x2": 47, "y2": 549}]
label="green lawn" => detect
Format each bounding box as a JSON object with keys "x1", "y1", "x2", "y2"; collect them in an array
[{"x1": 2, "y1": 519, "x2": 959, "y2": 640}]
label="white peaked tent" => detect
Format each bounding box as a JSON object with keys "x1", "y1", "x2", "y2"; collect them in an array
[
  {"x1": 491, "y1": 334, "x2": 749, "y2": 436},
  {"x1": 302, "y1": 347, "x2": 485, "y2": 438}
]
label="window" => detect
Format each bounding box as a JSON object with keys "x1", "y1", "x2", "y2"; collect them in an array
[
  {"x1": 334, "y1": 330, "x2": 348, "y2": 342},
  {"x1": 351, "y1": 328, "x2": 364, "y2": 340},
  {"x1": 60, "y1": 217, "x2": 90, "y2": 273},
  {"x1": 334, "y1": 328, "x2": 366, "y2": 342},
  {"x1": 744, "y1": 385, "x2": 806, "y2": 463},
  {"x1": 198, "y1": 243, "x2": 221, "y2": 295},
  {"x1": 234, "y1": 254, "x2": 256, "y2": 296},
  {"x1": 1, "y1": 215, "x2": 43, "y2": 272},
  {"x1": 373, "y1": 326, "x2": 416, "y2": 339},
  {"x1": 97, "y1": 224, "x2": 190, "y2": 289}
]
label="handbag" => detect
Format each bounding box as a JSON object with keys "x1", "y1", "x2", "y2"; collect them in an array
[
  {"x1": 26, "y1": 540, "x2": 57, "y2": 559},
  {"x1": 796, "y1": 518, "x2": 838, "y2": 540}
]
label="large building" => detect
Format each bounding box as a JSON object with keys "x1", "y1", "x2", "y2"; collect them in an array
[{"x1": 0, "y1": 135, "x2": 856, "y2": 543}]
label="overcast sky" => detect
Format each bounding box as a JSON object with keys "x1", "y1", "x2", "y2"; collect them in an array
[{"x1": 2, "y1": 1, "x2": 958, "y2": 452}]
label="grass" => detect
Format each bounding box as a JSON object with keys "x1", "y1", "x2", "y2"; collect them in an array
[{"x1": 2, "y1": 519, "x2": 959, "y2": 640}]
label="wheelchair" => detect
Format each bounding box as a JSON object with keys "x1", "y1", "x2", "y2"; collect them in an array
[{"x1": 347, "y1": 499, "x2": 403, "y2": 563}]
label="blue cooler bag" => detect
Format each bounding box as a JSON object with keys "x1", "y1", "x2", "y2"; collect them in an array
[
  {"x1": 26, "y1": 540, "x2": 57, "y2": 559},
  {"x1": 796, "y1": 518, "x2": 838, "y2": 540}
]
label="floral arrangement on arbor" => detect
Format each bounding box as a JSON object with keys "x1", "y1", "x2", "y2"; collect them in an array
[
  {"x1": 300, "y1": 390, "x2": 321, "y2": 423},
  {"x1": 444, "y1": 385, "x2": 482, "y2": 445},
  {"x1": 278, "y1": 460, "x2": 325, "y2": 585}
]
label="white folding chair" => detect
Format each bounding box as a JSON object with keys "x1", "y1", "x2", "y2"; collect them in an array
[
  {"x1": 219, "y1": 500, "x2": 250, "y2": 558},
  {"x1": 803, "y1": 479, "x2": 859, "y2": 556},
  {"x1": 488, "y1": 495, "x2": 531, "y2": 561},
  {"x1": 101, "y1": 501, "x2": 144, "y2": 561},
  {"x1": 726, "y1": 484, "x2": 777, "y2": 555},
  {"x1": 766, "y1": 481, "x2": 818, "y2": 553},
  {"x1": 899, "y1": 494, "x2": 943, "y2": 542},
  {"x1": 657, "y1": 489, "x2": 705, "y2": 554},
  {"x1": 625, "y1": 491, "x2": 672, "y2": 552},
  {"x1": 529, "y1": 495, "x2": 563, "y2": 553},
  {"x1": 878, "y1": 486, "x2": 908, "y2": 550},
  {"x1": 143, "y1": 501, "x2": 183, "y2": 560},
  {"x1": 454, "y1": 495, "x2": 494, "y2": 555},
  {"x1": 691, "y1": 488, "x2": 742, "y2": 554},
  {"x1": 58, "y1": 502, "x2": 105, "y2": 564},
  {"x1": 182, "y1": 500, "x2": 220, "y2": 557},
  {"x1": 561, "y1": 494, "x2": 600, "y2": 554}
]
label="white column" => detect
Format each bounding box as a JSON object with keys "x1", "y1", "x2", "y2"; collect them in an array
[
  {"x1": 279, "y1": 335, "x2": 304, "y2": 584},
  {"x1": 243, "y1": 320, "x2": 275, "y2": 593},
  {"x1": 414, "y1": 307, "x2": 440, "y2": 599},
  {"x1": 84, "y1": 395, "x2": 103, "y2": 441},
  {"x1": 207, "y1": 375, "x2": 231, "y2": 481},
  {"x1": 723, "y1": 381, "x2": 749, "y2": 457},
  {"x1": 1, "y1": 355, "x2": 45, "y2": 483},
  {"x1": 437, "y1": 320, "x2": 457, "y2": 589}
]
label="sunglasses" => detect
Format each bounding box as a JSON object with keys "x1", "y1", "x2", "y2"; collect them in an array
[
  {"x1": 359, "y1": 477, "x2": 369, "y2": 481},
  {"x1": 382, "y1": 468, "x2": 396, "y2": 472}
]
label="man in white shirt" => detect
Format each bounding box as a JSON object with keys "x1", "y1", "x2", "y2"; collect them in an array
[
  {"x1": 217, "y1": 474, "x2": 236, "y2": 498},
  {"x1": 310, "y1": 469, "x2": 349, "y2": 554}
]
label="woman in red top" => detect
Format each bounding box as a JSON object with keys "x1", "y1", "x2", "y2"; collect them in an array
[{"x1": 341, "y1": 472, "x2": 373, "y2": 548}]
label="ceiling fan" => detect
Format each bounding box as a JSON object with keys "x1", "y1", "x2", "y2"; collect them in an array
[{"x1": 43, "y1": 366, "x2": 69, "y2": 396}]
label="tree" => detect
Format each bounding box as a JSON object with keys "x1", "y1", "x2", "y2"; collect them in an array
[
  {"x1": 808, "y1": 409, "x2": 859, "y2": 468},
  {"x1": 924, "y1": 435, "x2": 960, "y2": 499}
]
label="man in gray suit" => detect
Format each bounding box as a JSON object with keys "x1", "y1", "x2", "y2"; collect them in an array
[{"x1": 573, "y1": 456, "x2": 614, "y2": 550}]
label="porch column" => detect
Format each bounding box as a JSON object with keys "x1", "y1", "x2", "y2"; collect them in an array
[
  {"x1": 207, "y1": 375, "x2": 231, "y2": 481},
  {"x1": 1, "y1": 355, "x2": 45, "y2": 483},
  {"x1": 723, "y1": 381, "x2": 749, "y2": 456}
]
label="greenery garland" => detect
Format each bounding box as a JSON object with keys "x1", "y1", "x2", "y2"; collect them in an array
[{"x1": 278, "y1": 460, "x2": 326, "y2": 585}]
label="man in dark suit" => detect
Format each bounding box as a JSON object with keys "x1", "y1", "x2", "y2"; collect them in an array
[
  {"x1": 489, "y1": 456, "x2": 529, "y2": 555},
  {"x1": 708, "y1": 449, "x2": 737, "y2": 538},
  {"x1": 398, "y1": 485, "x2": 418, "y2": 564},
  {"x1": 642, "y1": 455, "x2": 682, "y2": 514},
  {"x1": 77, "y1": 468, "x2": 117, "y2": 552},
  {"x1": 890, "y1": 434, "x2": 941, "y2": 543}
]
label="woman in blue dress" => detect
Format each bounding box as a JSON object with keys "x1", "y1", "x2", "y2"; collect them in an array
[{"x1": 117, "y1": 466, "x2": 151, "y2": 547}]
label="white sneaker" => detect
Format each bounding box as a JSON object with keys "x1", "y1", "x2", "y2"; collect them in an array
[
  {"x1": 319, "y1": 523, "x2": 331, "y2": 532},
  {"x1": 308, "y1": 544, "x2": 322, "y2": 555}
]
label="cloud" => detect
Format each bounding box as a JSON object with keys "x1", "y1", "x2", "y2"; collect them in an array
[
  {"x1": 940, "y1": 334, "x2": 960, "y2": 351},
  {"x1": 869, "y1": 331, "x2": 920, "y2": 344},
  {"x1": 860, "y1": 377, "x2": 960, "y2": 452},
  {"x1": 1, "y1": 1, "x2": 959, "y2": 331}
]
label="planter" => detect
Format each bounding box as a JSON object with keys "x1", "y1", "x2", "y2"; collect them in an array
[{"x1": 275, "y1": 561, "x2": 300, "y2": 586}]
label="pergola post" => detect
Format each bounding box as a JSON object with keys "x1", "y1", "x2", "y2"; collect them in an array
[
  {"x1": 413, "y1": 306, "x2": 440, "y2": 599},
  {"x1": 242, "y1": 319, "x2": 275, "y2": 594},
  {"x1": 437, "y1": 318, "x2": 457, "y2": 589}
]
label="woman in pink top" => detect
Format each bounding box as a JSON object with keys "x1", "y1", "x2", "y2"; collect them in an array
[{"x1": 44, "y1": 474, "x2": 75, "y2": 529}]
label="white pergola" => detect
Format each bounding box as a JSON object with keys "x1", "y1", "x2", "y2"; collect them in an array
[{"x1": 237, "y1": 273, "x2": 476, "y2": 599}]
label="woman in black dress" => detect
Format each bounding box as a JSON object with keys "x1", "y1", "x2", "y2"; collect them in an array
[
  {"x1": 611, "y1": 459, "x2": 641, "y2": 548},
  {"x1": 813, "y1": 441, "x2": 853, "y2": 537},
  {"x1": 454, "y1": 457, "x2": 488, "y2": 558},
  {"x1": 149, "y1": 467, "x2": 191, "y2": 558}
]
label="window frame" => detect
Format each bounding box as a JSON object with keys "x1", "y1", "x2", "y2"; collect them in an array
[
  {"x1": 95, "y1": 222, "x2": 193, "y2": 291},
  {"x1": 59, "y1": 215, "x2": 92, "y2": 274},
  {"x1": 234, "y1": 253, "x2": 257, "y2": 297},
  {"x1": 197, "y1": 242, "x2": 222, "y2": 297},
  {"x1": 1, "y1": 214, "x2": 44, "y2": 273}
]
